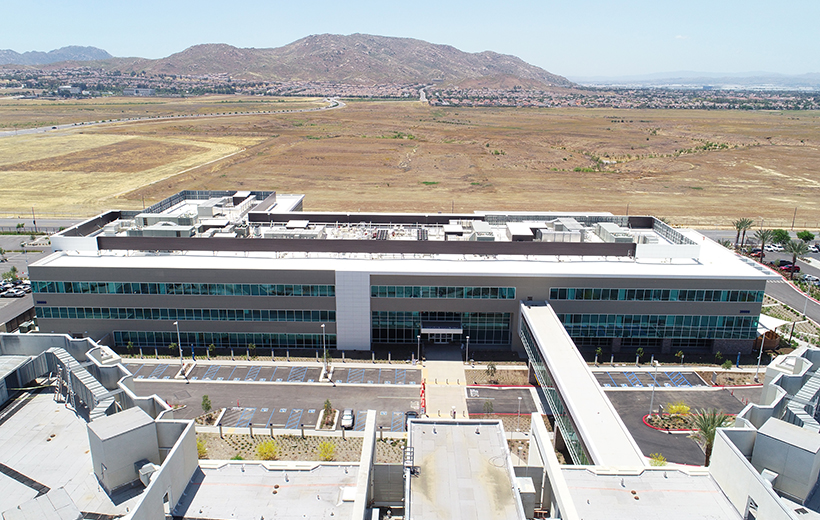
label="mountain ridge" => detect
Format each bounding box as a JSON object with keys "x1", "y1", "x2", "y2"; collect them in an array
[
  {"x1": 0, "y1": 45, "x2": 111, "y2": 66},
  {"x1": 15, "y1": 34, "x2": 574, "y2": 87}
]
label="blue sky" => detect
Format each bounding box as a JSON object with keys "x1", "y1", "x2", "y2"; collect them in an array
[{"x1": 4, "y1": 0, "x2": 819, "y2": 77}]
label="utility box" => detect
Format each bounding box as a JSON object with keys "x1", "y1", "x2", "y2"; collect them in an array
[{"x1": 87, "y1": 407, "x2": 160, "y2": 494}]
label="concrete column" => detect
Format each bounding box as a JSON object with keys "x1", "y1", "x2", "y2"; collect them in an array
[{"x1": 661, "y1": 338, "x2": 672, "y2": 354}]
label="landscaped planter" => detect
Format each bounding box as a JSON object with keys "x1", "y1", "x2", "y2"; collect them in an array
[{"x1": 643, "y1": 413, "x2": 735, "y2": 432}]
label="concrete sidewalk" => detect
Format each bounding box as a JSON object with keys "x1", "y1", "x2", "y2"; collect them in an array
[{"x1": 422, "y1": 347, "x2": 469, "y2": 417}]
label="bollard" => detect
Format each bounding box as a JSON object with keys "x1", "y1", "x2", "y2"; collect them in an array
[
  {"x1": 446, "y1": 378, "x2": 448, "y2": 384},
  {"x1": 342, "y1": 352, "x2": 345, "y2": 363},
  {"x1": 388, "y1": 352, "x2": 391, "y2": 364},
  {"x1": 249, "y1": 422, "x2": 253, "y2": 437},
  {"x1": 316, "y1": 351, "x2": 319, "y2": 362},
  {"x1": 300, "y1": 424, "x2": 305, "y2": 439},
  {"x1": 287, "y1": 350, "x2": 290, "y2": 362},
  {"x1": 342, "y1": 427, "x2": 345, "y2": 440},
  {"x1": 610, "y1": 354, "x2": 614, "y2": 367},
  {"x1": 269, "y1": 423, "x2": 273, "y2": 438},
  {"x1": 219, "y1": 423, "x2": 223, "y2": 438},
  {"x1": 155, "y1": 347, "x2": 158, "y2": 359},
  {"x1": 231, "y1": 348, "x2": 234, "y2": 361},
  {"x1": 379, "y1": 426, "x2": 383, "y2": 440},
  {"x1": 139, "y1": 347, "x2": 143, "y2": 359},
  {"x1": 372, "y1": 352, "x2": 375, "y2": 364},
  {"x1": 272, "y1": 349, "x2": 275, "y2": 362}
]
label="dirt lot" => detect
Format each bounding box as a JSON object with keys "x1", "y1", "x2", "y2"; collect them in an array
[{"x1": 2, "y1": 97, "x2": 820, "y2": 225}]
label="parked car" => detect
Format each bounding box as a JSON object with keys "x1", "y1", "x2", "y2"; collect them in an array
[
  {"x1": 811, "y1": 245, "x2": 820, "y2": 253},
  {"x1": 751, "y1": 251, "x2": 764, "y2": 258},
  {"x1": 802, "y1": 274, "x2": 819, "y2": 283},
  {"x1": 0, "y1": 290, "x2": 14, "y2": 298},
  {"x1": 341, "y1": 409, "x2": 354, "y2": 430},
  {"x1": 780, "y1": 264, "x2": 801, "y2": 273}
]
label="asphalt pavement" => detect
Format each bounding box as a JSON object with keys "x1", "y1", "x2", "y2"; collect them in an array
[
  {"x1": 605, "y1": 388, "x2": 748, "y2": 465},
  {"x1": 134, "y1": 379, "x2": 420, "y2": 432}
]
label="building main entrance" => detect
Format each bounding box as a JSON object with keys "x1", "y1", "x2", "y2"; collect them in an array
[{"x1": 428, "y1": 333, "x2": 455, "y2": 344}]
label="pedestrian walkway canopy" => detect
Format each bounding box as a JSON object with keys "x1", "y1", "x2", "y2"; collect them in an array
[{"x1": 519, "y1": 302, "x2": 646, "y2": 466}]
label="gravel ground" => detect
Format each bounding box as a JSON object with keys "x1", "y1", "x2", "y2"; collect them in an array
[{"x1": 197, "y1": 432, "x2": 406, "y2": 463}]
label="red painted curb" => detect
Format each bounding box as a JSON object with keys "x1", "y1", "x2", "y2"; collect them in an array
[{"x1": 467, "y1": 384, "x2": 533, "y2": 388}]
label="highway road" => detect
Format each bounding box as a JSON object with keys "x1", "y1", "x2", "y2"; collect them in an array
[{"x1": 0, "y1": 98, "x2": 345, "y2": 139}]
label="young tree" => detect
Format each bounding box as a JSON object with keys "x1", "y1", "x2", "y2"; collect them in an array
[
  {"x1": 485, "y1": 361, "x2": 497, "y2": 379},
  {"x1": 483, "y1": 399, "x2": 494, "y2": 418},
  {"x1": 595, "y1": 347, "x2": 603, "y2": 365},
  {"x1": 675, "y1": 350, "x2": 684, "y2": 365},
  {"x1": 754, "y1": 229, "x2": 773, "y2": 255},
  {"x1": 771, "y1": 228, "x2": 791, "y2": 245},
  {"x1": 689, "y1": 409, "x2": 732, "y2": 466},
  {"x1": 784, "y1": 239, "x2": 809, "y2": 280},
  {"x1": 168, "y1": 342, "x2": 178, "y2": 355},
  {"x1": 635, "y1": 347, "x2": 644, "y2": 365},
  {"x1": 201, "y1": 395, "x2": 212, "y2": 413},
  {"x1": 797, "y1": 230, "x2": 815, "y2": 243},
  {"x1": 732, "y1": 218, "x2": 753, "y2": 247}
]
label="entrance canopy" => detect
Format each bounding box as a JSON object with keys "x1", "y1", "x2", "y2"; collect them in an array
[{"x1": 420, "y1": 321, "x2": 463, "y2": 334}]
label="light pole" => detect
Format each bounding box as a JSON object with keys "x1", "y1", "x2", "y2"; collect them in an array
[
  {"x1": 648, "y1": 360, "x2": 659, "y2": 417},
  {"x1": 417, "y1": 334, "x2": 421, "y2": 365},
  {"x1": 465, "y1": 335, "x2": 470, "y2": 365},
  {"x1": 321, "y1": 323, "x2": 326, "y2": 373},
  {"x1": 173, "y1": 321, "x2": 182, "y2": 367},
  {"x1": 517, "y1": 396, "x2": 522, "y2": 432}
]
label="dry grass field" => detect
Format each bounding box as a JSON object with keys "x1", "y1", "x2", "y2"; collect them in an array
[{"x1": 1, "y1": 96, "x2": 818, "y2": 226}]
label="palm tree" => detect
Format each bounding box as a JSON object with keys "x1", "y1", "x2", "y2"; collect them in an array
[
  {"x1": 784, "y1": 239, "x2": 809, "y2": 280},
  {"x1": 732, "y1": 218, "x2": 754, "y2": 248},
  {"x1": 754, "y1": 229, "x2": 773, "y2": 255},
  {"x1": 688, "y1": 409, "x2": 731, "y2": 466}
]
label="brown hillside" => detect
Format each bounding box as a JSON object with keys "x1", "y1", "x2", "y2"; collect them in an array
[{"x1": 84, "y1": 34, "x2": 574, "y2": 87}]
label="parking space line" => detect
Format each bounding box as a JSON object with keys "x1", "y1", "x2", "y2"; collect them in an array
[
  {"x1": 607, "y1": 373, "x2": 617, "y2": 386},
  {"x1": 395, "y1": 369, "x2": 406, "y2": 385},
  {"x1": 354, "y1": 411, "x2": 367, "y2": 431},
  {"x1": 271, "y1": 367, "x2": 278, "y2": 380},
  {"x1": 285, "y1": 409, "x2": 304, "y2": 429},
  {"x1": 147, "y1": 365, "x2": 169, "y2": 379},
  {"x1": 246, "y1": 366, "x2": 261, "y2": 381},
  {"x1": 347, "y1": 368, "x2": 364, "y2": 384},
  {"x1": 202, "y1": 365, "x2": 221, "y2": 380},
  {"x1": 234, "y1": 407, "x2": 256, "y2": 427},
  {"x1": 288, "y1": 366, "x2": 308, "y2": 382},
  {"x1": 624, "y1": 372, "x2": 643, "y2": 387},
  {"x1": 390, "y1": 411, "x2": 404, "y2": 432},
  {"x1": 666, "y1": 372, "x2": 692, "y2": 387},
  {"x1": 647, "y1": 371, "x2": 660, "y2": 387},
  {"x1": 227, "y1": 366, "x2": 237, "y2": 380},
  {"x1": 265, "y1": 408, "x2": 276, "y2": 426}
]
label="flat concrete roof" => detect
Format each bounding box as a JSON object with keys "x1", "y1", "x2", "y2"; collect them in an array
[
  {"x1": 0, "y1": 355, "x2": 30, "y2": 382},
  {"x1": 0, "y1": 392, "x2": 143, "y2": 517},
  {"x1": 560, "y1": 467, "x2": 741, "y2": 520},
  {"x1": 521, "y1": 304, "x2": 646, "y2": 467},
  {"x1": 33, "y1": 231, "x2": 774, "y2": 281},
  {"x1": 407, "y1": 420, "x2": 525, "y2": 520},
  {"x1": 760, "y1": 417, "x2": 820, "y2": 453},
  {"x1": 87, "y1": 406, "x2": 153, "y2": 441},
  {"x1": 174, "y1": 463, "x2": 359, "y2": 519}
]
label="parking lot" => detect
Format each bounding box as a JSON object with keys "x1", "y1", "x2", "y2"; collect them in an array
[
  {"x1": 124, "y1": 362, "x2": 420, "y2": 386},
  {"x1": 465, "y1": 386, "x2": 538, "y2": 415},
  {"x1": 133, "y1": 380, "x2": 420, "y2": 432},
  {"x1": 593, "y1": 371, "x2": 706, "y2": 388}
]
